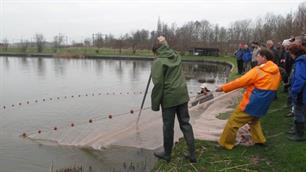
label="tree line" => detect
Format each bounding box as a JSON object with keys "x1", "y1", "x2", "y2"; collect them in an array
[{"x1": 1, "y1": 2, "x2": 305, "y2": 55}]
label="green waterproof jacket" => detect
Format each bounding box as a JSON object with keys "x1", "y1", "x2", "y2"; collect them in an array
[{"x1": 151, "y1": 44, "x2": 189, "y2": 111}]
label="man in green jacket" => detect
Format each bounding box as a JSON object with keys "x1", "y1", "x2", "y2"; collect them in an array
[{"x1": 151, "y1": 36, "x2": 196, "y2": 163}]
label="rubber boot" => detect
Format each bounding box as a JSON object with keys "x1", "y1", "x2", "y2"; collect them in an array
[
  {"x1": 154, "y1": 151, "x2": 171, "y2": 163},
  {"x1": 287, "y1": 126, "x2": 296, "y2": 135},
  {"x1": 184, "y1": 131, "x2": 197, "y2": 163},
  {"x1": 287, "y1": 122, "x2": 296, "y2": 135},
  {"x1": 288, "y1": 122, "x2": 306, "y2": 141},
  {"x1": 183, "y1": 152, "x2": 197, "y2": 163},
  {"x1": 156, "y1": 108, "x2": 175, "y2": 163},
  {"x1": 154, "y1": 143, "x2": 172, "y2": 162}
]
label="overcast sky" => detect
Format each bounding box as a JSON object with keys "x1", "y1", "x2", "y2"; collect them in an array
[{"x1": 0, "y1": 0, "x2": 305, "y2": 42}]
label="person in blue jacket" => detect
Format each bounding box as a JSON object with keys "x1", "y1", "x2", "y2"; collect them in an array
[
  {"x1": 287, "y1": 44, "x2": 306, "y2": 141},
  {"x1": 242, "y1": 44, "x2": 252, "y2": 72},
  {"x1": 234, "y1": 43, "x2": 245, "y2": 74}
]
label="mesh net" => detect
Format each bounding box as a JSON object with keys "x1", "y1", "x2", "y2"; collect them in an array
[
  {"x1": 23, "y1": 89, "x2": 242, "y2": 150},
  {"x1": 191, "y1": 89, "x2": 242, "y2": 141}
]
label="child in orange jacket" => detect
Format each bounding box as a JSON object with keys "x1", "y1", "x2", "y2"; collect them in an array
[{"x1": 216, "y1": 48, "x2": 281, "y2": 150}]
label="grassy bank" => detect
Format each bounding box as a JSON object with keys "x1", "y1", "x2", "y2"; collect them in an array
[
  {"x1": 0, "y1": 47, "x2": 153, "y2": 57},
  {"x1": 151, "y1": 60, "x2": 306, "y2": 171},
  {"x1": 0, "y1": 48, "x2": 237, "y2": 72}
]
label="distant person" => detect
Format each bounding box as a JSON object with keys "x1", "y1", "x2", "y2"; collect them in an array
[
  {"x1": 234, "y1": 43, "x2": 244, "y2": 74},
  {"x1": 266, "y1": 40, "x2": 280, "y2": 65},
  {"x1": 266, "y1": 40, "x2": 280, "y2": 100},
  {"x1": 280, "y1": 39, "x2": 294, "y2": 93},
  {"x1": 215, "y1": 48, "x2": 281, "y2": 150},
  {"x1": 242, "y1": 44, "x2": 252, "y2": 72},
  {"x1": 251, "y1": 42, "x2": 260, "y2": 68},
  {"x1": 151, "y1": 36, "x2": 196, "y2": 163},
  {"x1": 287, "y1": 44, "x2": 306, "y2": 141},
  {"x1": 279, "y1": 39, "x2": 294, "y2": 119}
]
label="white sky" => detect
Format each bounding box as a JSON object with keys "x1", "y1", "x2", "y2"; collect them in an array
[{"x1": 0, "y1": 0, "x2": 305, "y2": 42}]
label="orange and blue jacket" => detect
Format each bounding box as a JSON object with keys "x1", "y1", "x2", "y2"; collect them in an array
[{"x1": 222, "y1": 61, "x2": 281, "y2": 117}]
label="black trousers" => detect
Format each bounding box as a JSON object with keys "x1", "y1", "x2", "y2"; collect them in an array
[
  {"x1": 251, "y1": 61, "x2": 257, "y2": 68},
  {"x1": 237, "y1": 59, "x2": 244, "y2": 74},
  {"x1": 161, "y1": 103, "x2": 195, "y2": 155}
]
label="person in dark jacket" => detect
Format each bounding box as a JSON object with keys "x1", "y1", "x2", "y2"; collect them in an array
[
  {"x1": 234, "y1": 43, "x2": 245, "y2": 74},
  {"x1": 287, "y1": 44, "x2": 306, "y2": 141},
  {"x1": 280, "y1": 39, "x2": 294, "y2": 93},
  {"x1": 266, "y1": 40, "x2": 281, "y2": 100},
  {"x1": 266, "y1": 40, "x2": 280, "y2": 65},
  {"x1": 251, "y1": 42, "x2": 260, "y2": 68},
  {"x1": 279, "y1": 39, "x2": 295, "y2": 118},
  {"x1": 151, "y1": 36, "x2": 196, "y2": 163}
]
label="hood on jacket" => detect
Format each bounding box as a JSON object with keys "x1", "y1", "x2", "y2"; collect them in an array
[
  {"x1": 157, "y1": 44, "x2": 177, "y2": 59},
  {"x1": 259, "y1": 61, "x2": 280, "y2": 74},
  {"x1": 156, "y1": 44, "x2": 181, "y2": 66}
]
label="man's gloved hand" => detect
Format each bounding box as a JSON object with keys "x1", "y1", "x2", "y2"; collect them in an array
[
  {"x1": 215, "y1": 86, "x2": 223, "y2": 92},
  {"x1": 157, "y1": 36, "x2": 167, "y2": 45}
]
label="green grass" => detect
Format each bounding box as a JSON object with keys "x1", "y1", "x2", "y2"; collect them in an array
[
  {"x1": 152, "y1": 89, "x2": 306, "y2": 172},
  {"x1": 151, "y1": 54, "x2": 306, "y2": 172},
  {"x1": 0, "y1": 47, "x2": 236, "y2": 65}
]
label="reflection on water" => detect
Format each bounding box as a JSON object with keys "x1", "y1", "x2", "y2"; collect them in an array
[
  {"x1": 183, "y1": 61, "x2": 230, "y2": 83},
  {"x1": 0, "y1": 56, "x2": 230, "y2": 172}
]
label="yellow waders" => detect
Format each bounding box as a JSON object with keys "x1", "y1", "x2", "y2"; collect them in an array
[{"x1": 218, "y1": 107, "x2": 266, "y2": 150}]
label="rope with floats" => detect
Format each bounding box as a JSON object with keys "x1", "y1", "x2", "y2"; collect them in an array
[{"x1": 1, "y1": 90, "x2": 195, "y2": 111}]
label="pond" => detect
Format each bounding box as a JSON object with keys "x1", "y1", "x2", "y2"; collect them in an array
[{"x1": 0, "y1": 56, "x2": 230, "y2": 172}]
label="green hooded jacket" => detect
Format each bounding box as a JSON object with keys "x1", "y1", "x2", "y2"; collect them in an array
[{"x1": 151, "y1": 44, "x2": 189, "y2": 111}]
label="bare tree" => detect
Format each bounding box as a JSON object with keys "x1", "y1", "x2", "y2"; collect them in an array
[
  {"x1": 81, "y1": 2, "x2": 305, "y2": 56},
  {"x1": 104, "y1": 34, "x2": 115, "y2": 47},
  {"x1": 198, "y1": 20, "x2": 212, "y2": 46},
  {"x1": 294, "y1": 2, "x2": 306, "y2": 34},
  {"x1": 20, "y1": 39, "x2": 30, "y2": 53},
  {"x1": 53, "y1": 33, "x2": 65, "y2": 52},
  {"x1": 113, "y1": 35, "x2": 126, "y2": 54},
  {"x1": 130, "y1": 29, "x2": 149, "y2": 54},
  {"x1": 93, "y1": 33, "x2": 104, "y2": 48},
  {"x1": 2, "y1": 39, "x2": 9, "y2": 52},
  {"x1": 218, "y1": 27, "x2": 227, "y2": 54},
  {"x1": 34, "y1": 34, "x2": 45, "y2": 53},
  {"x1": 84, "y1": 38, "x2": 91, "y2": 47}
]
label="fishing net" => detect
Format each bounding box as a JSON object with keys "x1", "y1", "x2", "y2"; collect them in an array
[
  {"x1": 19, "y1": 89, "x2": 243, "y2": 150},
  {"x1": 191, "y1": 89, "x2": 242, "y2": 141}
]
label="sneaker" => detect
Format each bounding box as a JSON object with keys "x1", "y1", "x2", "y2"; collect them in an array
[{"x1": 154, "y1": 151, "x2": 171, "y2": 163}]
